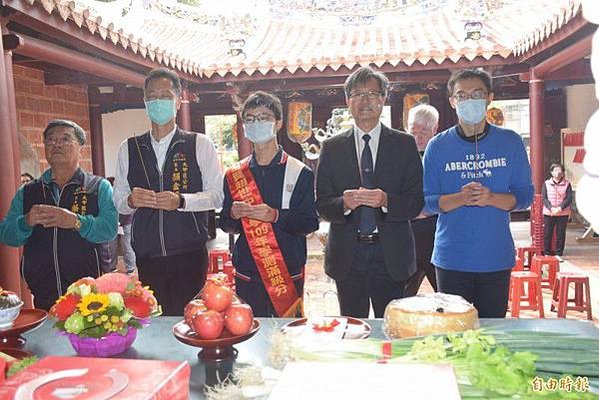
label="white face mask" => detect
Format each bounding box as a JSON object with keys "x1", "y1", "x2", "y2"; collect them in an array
[{"x1": 243, "y1": 121, "x2": 276, "y2": 144}]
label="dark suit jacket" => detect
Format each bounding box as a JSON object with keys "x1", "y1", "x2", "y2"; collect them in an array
[{"x1": 316, "y1": 124, "x2": 424, "y2": 282}]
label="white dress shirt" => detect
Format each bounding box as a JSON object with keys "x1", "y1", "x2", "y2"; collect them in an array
[
  {"x1": 345, "y1": 122, "x2": 387, "y2": 217},
  {"x1": 353, "y1": 122, "x2": 382, "y2": 170},
  {"x1": 113, "y1": 126, "x2": 224, "y2": 215}
]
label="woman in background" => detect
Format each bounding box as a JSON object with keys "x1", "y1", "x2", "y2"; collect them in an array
[{"x1": 542, "y1": 163, "x2": 572, "y2": 258}]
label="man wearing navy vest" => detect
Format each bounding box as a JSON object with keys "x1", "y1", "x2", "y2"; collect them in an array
[
  {"x1": 0, "y1": 120, "x2": 118, "y2": 311},
  {"x1": 220, "y1": 92, "x2": 319, "y2": 317},
  {"x1": 113, "y1": 69, "x2": 223, "y2": 316}
]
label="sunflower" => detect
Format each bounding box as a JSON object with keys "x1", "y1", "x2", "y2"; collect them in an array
[{"x1": 78, "y1": 293, "x2": 110, "y2": 316}]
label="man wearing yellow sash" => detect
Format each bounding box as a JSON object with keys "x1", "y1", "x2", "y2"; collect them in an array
[{"x1": 220, "y1": 92, "x2": 319, "y2": 317}]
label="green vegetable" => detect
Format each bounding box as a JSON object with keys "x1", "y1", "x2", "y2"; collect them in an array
[
  {"x1": 6, "y1": 356, "x2": 38, "y2": 377},
  {"x1": 277, "y1": 328, "x2": 599, "y2": 399}
]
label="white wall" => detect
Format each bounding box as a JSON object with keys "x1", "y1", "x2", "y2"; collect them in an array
[
  {"x1": 566, "y1": 84, "x2": 599, "y2": 129},
  {"x1": 102, "y1": 109, "x2": 150, "y2": 177}
]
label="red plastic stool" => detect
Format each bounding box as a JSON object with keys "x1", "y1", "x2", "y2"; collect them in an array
[
  {"x1": 530, "y1": 255, "x2": 560, "y2": 290},
  {"x1": 223, "y1": 261, "x2": 236, "y2": 290},
  {"x1": 513, "y1": 256, "x2": 525, "y2": 272},
  {"x1": 509, "y1": 271, "x2": 544, "y2": 318},
  {"x1": 510, "y1": 270, "x2": 543, "y2": 307},
  {"x1": 516, "y1": 246, "x2": 537, "y2": 269},
  {"x1": 551, "y1": 272, "x2": 593, "y2": 320},
  {"x1": 208, "y1": 249, "x2": 230, "y2": 273}
]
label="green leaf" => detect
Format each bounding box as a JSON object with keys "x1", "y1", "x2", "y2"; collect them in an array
[{"x1": 7, "y1": 357, "x2": 39, "y2": 377}]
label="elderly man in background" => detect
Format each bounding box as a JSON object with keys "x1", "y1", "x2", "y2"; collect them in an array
[
  {"x1": 404, "y1": 104, "x2": 439, "y2": 297},
  {"x1": 0, "y1": 119, "x2": 118, "y2": 310}
]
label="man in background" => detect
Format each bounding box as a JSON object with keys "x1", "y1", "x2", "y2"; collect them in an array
[{"x1": 404, "y1": 104, "x2": 439, "y2": 297}]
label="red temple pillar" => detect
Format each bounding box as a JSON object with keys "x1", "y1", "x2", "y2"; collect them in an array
[
  {"x1": 177, "y1": 87, "x2": 192, "y2": 131},
  {"x1": 89, "y1": 103, "x2": 106, "y2": 177},
  {"x1": 529, "y1": 74, "x2": 545, "y2": 252},
  {"x1": 0, "y1": 36, "x2": 23, "y2": 294},
  {"x1": 4, "y1": 48, "x2": 20, "y2": 181},
  {"x1": 529, "y1": 75, "x2": 545, "y2": 193}
]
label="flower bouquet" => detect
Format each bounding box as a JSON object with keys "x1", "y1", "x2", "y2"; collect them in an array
[{"x1": 49, "y1": 273, "x2": 161, "y2": 357}]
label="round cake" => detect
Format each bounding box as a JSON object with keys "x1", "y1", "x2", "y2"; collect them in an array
[{"x1": 383, "y1": 293, "x2": 479, "y2": 339}]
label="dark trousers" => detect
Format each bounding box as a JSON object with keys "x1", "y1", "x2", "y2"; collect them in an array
[
  {"x1": 137, "y1": 247, "x2": 208, "y2": 316},
  {"x1": 544, "y1": 215, "x2": 568, "y2": 256},
  {"x1": 33, "y1": 297, "x2": 55, "y2": 312},
  {"x1": 405, "y1": 215, "x2": 438, "y2": 297},
  {"x1": 336, "y1": 241, "x2": 405, "y2": 318},
  {"x1": 235, "y1": 276, "x2": 304, "y2": 317},
  {"x1": 97, "y1": 238, "x2": 118, "y2": 273},
  {"x1": 435, "y1": 267, "x2": 511, "y2": 318}
]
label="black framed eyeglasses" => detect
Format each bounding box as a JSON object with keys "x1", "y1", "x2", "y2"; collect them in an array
[
  {"x1": 452, "y1": 90, "x2": 488, "y2": 102},
  {"x1": 349, "y1": 91, "x2": 382, "y2": 100},
  {"x1": 243, "y1": 113, "x2": 275, "y2": 124}
]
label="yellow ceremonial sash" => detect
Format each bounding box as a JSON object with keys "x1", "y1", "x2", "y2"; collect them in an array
[{"x1": 225, "y1": 155, "x2": 302, "y2": 317}]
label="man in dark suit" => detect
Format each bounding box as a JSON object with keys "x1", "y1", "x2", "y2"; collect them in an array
[{"x1": 316, "y1": 66, "x2": 424, "y2": 318}]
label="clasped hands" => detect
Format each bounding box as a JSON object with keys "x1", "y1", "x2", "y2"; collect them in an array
[
  {"x1": 26, "y1": 204, "x2": 78, "y2": 229},
  {"x1": 343, "y1": 188, "x2": 387, "y2": 211},
  {"x1": 230, "y1": 202, "x2": 277, "y2": 223},
  {"x1": 460, "y1": 181, "x2": 492, "y2": 207},
  {"x1": 128, "y1": 187, "x2": 180, "y2": 211},
  {"x1": 550, "y1": 206, "x2": 562, "y2": 215}
]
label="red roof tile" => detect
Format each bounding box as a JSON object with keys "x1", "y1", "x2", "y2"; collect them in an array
[{"x1": 15, "y1": 0, "x2": 583, "y2": 79}]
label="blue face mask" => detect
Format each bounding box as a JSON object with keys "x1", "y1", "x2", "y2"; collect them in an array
[
  {"x1": 456, "y1": 99, "x2": 487, "y2": 125},
  {"x1": 144, "y1": 99, "x2": 176, "y2": 125},
  {"x1": 243, "y1": 121, "x2": 276, "y2": 144}
]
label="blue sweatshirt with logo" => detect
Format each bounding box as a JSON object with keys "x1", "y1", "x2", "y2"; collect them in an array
[{"x1": 423, "y1": 124, "x2": 534, "y2": 272}]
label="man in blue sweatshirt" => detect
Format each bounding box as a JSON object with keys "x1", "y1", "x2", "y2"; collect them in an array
[{"x1": 423, "y1": 69, "x2": 533, "y2": 317}]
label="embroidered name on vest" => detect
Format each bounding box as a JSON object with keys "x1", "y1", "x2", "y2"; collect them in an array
[{"x1": 172, "y1": 152, "x2": 189, "y2": 193}]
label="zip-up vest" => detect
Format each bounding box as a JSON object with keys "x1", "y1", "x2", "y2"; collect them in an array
[
  {"x1": 22, "y1": 168, "x2": 101, "y2": 305},
  {"x1": 127, "y1": 129, "x2": 207, "y2": 259},
  {"x1": 543, "y1": 178, "x2": 571, "y2": 216}
]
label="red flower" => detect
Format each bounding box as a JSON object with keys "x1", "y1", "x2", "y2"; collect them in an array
[
  {"x1": 50, "y1": 294, "x2": 80, "y2": 321},
  {"x1": 124, "y1": 296, "x2": 151, "y2": 319}
]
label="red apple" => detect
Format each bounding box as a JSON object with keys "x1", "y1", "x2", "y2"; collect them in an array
[
  {"x1": 184, "y1": 299, "x2": 207, "y2": 327},
  {"x1": 191, "y1": 310, "x2": 224, "y2": 340},
  {"x1": 224, "y1": 303, "x2": 254, "y2": 336},
  {"x1": 201, "y1": 281, "x2": 233, "y2": 312},
  {"x1": 231, "y1": 293, "x2": 242, "y2": 305}
]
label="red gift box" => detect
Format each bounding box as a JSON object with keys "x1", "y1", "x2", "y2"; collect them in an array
[{"x1": 0, "y1": 356, "x2": 190, "y2": 399}]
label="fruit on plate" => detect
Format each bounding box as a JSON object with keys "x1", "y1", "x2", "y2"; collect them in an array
[
  {"x1": 0, "y1": 288, "x2": 21, "y2": 309},
  {"x1": 201, "y1": 280, "x2": 234, "y2": 312},
  {"x1": 184, "y1": 299, "x2": 208, "y2": 327},
  {"x1": 224, "y1": 303, "x2": 254, "y2": 336},
  {"x1": 184, "y1": 278, "x2": 255, "y2": 339},
  {"x1": 191, "y1": 310, "x2": 225, "y2": 340}
]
